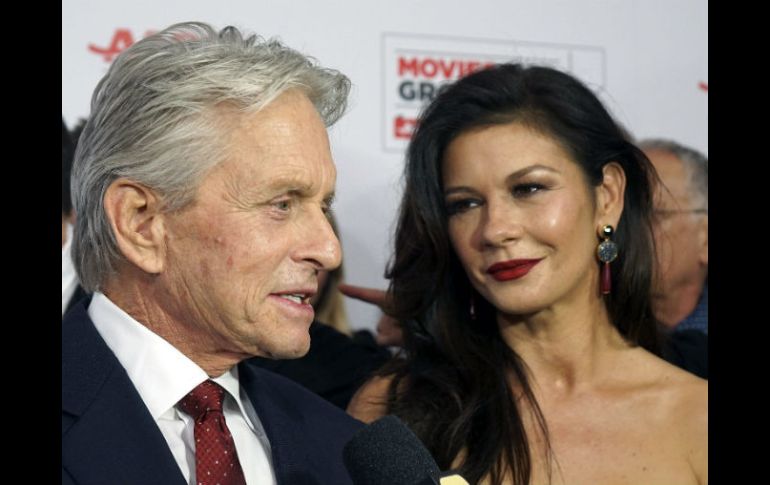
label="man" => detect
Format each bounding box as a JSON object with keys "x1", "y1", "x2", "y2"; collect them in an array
[
  {"x1": 640, "y1": 138, "x2": 708, "y2": 378},
  {"x1": 640, "y1": 139, "x2": 708, "y2": 334},
  {"x1": 63, "y1": 22, "x2": 362, "y2": 484}
]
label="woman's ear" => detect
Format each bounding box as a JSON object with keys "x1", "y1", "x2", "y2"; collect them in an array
[
  {"x1": 595, "y1": 162, "x2": 626, "y2": 228},
  {"x1": 103, "y1": 178, "x2": 167, "y2": 275}
]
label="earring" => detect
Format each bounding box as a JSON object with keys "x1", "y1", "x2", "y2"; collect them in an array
[
  {"x1": 469, "y1": 293, "x2": 476, "y2": 320},
  {"x1": 596, "y1": 224, "x2": 618, "y2": 295}
]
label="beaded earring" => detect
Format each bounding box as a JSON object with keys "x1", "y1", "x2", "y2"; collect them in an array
[{"x1": 596, "y1": 224, "x2": 618, "y2": 295}]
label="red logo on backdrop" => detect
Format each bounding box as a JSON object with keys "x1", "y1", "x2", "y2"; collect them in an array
[
  {"x1": 394, "y1": 116, "x2": 417, "y2": 139},
  {"x1": 392, "y1": 56, "x2": 493, "y2": 141},
  {"x1": 699, "y1": 82, "x2": 708, "y2": 92},
  {"x1": 88, "y1": 28, "x2": 157, "y2": 62},
  {"x1": 383, "y1": 33, "x2": 606, "y2": 152},
  {"x1": 395, "y1": 56, "x2": 494, "y2": 104}
]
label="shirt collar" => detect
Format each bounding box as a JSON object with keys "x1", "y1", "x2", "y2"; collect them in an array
[{"x1": 211, "y1": 367, "x2": 256, "y2": 432}]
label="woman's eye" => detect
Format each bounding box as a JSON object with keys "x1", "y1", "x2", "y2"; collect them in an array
[
  {"x1": 446, "y1": 199, "x2": 481, "y2": 216},
  {"x1": 512, "y1": 183, "x2": 545, "y2": 197}
]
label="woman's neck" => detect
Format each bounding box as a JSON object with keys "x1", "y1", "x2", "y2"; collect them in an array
[{"x1": 497, "y1": 296, "x2": 630, "y2": 395}]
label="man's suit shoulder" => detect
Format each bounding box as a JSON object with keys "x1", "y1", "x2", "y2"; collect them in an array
[
  {"x1": 241, "y1": 358, "x2": 363, "y2": 431},
  {"x1": 239, "y1": 361, "x2": 363, "y2": 484}
]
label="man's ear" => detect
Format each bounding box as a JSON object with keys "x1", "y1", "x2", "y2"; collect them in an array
[
  {"x1": 103, "y1": 178, "x2": 166, "y2": 275},
  {"x1": 698, "y1": 214, "x2": 708, "y2": 266},
  {"x1": 594, "y1": 162, "x2": 626, "y2": 229}
]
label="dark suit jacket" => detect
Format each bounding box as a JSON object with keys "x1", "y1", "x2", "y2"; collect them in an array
[
  {"x1": 63, "y1": 284, "x2": 87, "y2": 315},
  {"x1": 62, "y1": 302, "x2": 363, "y2": 485},
  {"x1": 251, "y1": 323, "x2": 391, "y2": 409},
  {"x1": 662, "y1": 328, "x2": 708, "y2": 379}
]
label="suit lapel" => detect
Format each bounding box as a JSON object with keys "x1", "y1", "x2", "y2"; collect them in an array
[
  {"x1": 64, "y1": 285, "x2": 88, "y2": 314},
  {"x1": 238, "y1": 362, "x2": 311, "y2": 485},
  {"x1": 62, "y1": 304, "x2": 186, "y2": 485}
]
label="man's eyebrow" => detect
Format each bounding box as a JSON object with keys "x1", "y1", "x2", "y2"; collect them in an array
[
  {"x1": 221, "y1": 175, "x2": 303, "y2": 206},
  {"x1": 265, "y1": 176, "x2": 314, "y2": 195}
]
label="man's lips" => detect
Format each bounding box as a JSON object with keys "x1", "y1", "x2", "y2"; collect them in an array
[
  {"x1": 269, "y1": 288, "x2": 317, "y2": 306},
  {"x1": 486, "y1": 259, "x2": 543, "y2": 282},
  {"x1": 268, "y1": 289, "x2": 317, "y2": 322}
]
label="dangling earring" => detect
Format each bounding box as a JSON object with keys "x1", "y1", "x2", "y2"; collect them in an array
[
  {"x1": 596, "y1": 224, "x2": 618, "y2": 295},
  {"x1": 469, "y1": 293, "x2": 477, "y2": 321}
]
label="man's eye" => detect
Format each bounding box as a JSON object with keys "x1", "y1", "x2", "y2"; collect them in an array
[{"x1": 273, "y1": 199, "x2": 292, "y2": 211}]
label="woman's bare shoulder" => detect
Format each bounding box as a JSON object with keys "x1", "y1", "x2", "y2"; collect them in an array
[
  {"x1": 347, "y1": 374, "x2": 396, "y2": 423},
  {"x1": 592, "y1": 347, "x2": 708, "y2": 483},
  {"x1": 630, "y1": 347, "x2": 707, "y2": 414},
  {"x1": 634, "y1": 349, "x2": 708, "y2": 483},
  {"x1": 669, "y1": 372, "x2": 708, "y2": 484},
  {"x1": 627, "y1": 345, "x2": 706, "y2": 389}
]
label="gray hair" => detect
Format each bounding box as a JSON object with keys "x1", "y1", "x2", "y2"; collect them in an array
[
  {"x1": 71, "y1": 22, "x2": 351, "y2": 292},
  {"x1": 638, "y1": 138, "x2": 708, "y2": 210}
]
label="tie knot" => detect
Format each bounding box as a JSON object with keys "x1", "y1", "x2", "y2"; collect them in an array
[{"x1": 177, "y1": 380, "x2": 226, "y2": 420}]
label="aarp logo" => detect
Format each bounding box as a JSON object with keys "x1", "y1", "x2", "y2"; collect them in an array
[{"x1": 88, "y1": 28, "x2": 157, "y2": 63}]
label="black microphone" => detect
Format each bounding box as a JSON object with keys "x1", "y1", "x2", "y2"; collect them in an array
[{"x1": 343, "y1": 415, "x2": 469, "y2": 485}]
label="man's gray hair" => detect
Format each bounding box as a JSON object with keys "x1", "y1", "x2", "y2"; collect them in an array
[
  {"x1": 638, "y1": 138, "x2": 708, "y2": 210},
  {"x1": 71, "y1": 22, "x2": 351, "y2": 292}
]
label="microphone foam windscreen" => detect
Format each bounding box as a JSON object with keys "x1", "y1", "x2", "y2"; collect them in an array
[{"x1": 343, "y1": 415, "x2": 441, "y2": 485}]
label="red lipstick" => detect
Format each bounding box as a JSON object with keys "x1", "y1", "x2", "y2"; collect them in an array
[{"x1": 486, "y1": 259, "x2": 542, "y2": 281}]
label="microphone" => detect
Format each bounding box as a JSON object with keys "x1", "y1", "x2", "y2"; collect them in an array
[{"x1": 343, "y1": 415, "x2": 469, "y2": 485}]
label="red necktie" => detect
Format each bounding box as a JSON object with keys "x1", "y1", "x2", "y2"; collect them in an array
[{"x1": 177, "y1": 380, "x2": 247, "y2": 485}]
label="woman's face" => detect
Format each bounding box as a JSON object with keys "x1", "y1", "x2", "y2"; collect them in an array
[{"x1": 442, "y1": 122, "x2": 603, "y2": 317}]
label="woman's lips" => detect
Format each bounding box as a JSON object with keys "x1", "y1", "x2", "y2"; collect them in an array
[{"x1": 486, "y1": 259, "x2": 543, "y2": 281}]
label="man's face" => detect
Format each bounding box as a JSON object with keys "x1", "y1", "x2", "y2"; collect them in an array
[
  {"x1": 647, "y1": 149, "x2": 707, "y2": 296},
  {"x1": 160, "y1": 90, "x2": 341, "y2": 360}
]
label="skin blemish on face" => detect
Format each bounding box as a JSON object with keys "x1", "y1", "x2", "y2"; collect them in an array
[{"x1": 226, "y1": 255, "x2": 233, "y2": 268}]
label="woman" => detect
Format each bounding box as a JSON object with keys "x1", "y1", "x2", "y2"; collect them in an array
[{"x1": 348, "y1": 64, "x2": 707, "y2": 485}]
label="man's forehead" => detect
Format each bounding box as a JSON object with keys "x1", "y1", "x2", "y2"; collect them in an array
[
  {"x1": 648, "y1": 150, "x2": 690, "y2": 198},
  {"x1": 212, "y1": 91, "x2": 335, "y2": 197},
  {"x1": 219, "y1": 156, "x2": 336, "y2": 198}
]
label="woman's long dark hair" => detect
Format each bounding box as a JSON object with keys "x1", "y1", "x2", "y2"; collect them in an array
[{"x1": 380, "y1": 64, "x2": 659, "y2": 485}]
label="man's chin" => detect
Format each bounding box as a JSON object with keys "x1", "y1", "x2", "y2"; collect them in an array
[{"x1": 259, "y1": 335, "x2": 312, "y2": 360}]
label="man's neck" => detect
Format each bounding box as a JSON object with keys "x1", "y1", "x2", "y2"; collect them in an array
[
  {"x1": 652, "y1": 281, "x2": 704, "y2": 329},
  {"x1": 103, "y1": 276, "x2": 247, "y2": 376}
]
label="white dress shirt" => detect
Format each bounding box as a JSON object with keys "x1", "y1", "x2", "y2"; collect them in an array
[
  {"x1": 61, "y1": 223, "x2": 78, "y2": 315},
  {"x1": 89, "y1": 292, "x2": 277, "y2": 485}
]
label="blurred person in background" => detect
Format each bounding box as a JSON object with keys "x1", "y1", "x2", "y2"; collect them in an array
[
  {"x1": 639, "y1": 139, "x2": 708, "y2": 335},
  {"x1": 640, "y1": 138, "x2": 708, "y2": 378}
]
